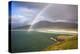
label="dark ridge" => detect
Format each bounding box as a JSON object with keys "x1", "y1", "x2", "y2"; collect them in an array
[{"x1": 33, "y1": 21, "x2": 78, "y2": 30}]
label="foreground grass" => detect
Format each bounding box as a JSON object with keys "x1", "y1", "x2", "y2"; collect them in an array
[{"x1": 44, "y1": 35, "x2": 78, "y2": 50}]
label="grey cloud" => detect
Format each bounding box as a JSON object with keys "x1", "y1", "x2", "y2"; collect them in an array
[{"x1": 41, "y1": 4, "x2": 78, "y2": 23}]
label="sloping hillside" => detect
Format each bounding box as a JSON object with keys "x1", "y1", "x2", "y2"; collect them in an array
[{"x1": 44, "y1": 35, "x2": 78, "y2": 50}]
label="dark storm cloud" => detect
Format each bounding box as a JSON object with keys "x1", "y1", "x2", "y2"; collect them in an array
[{"x1": 11, "y1": 1, "x2": 48, "y2": 9}]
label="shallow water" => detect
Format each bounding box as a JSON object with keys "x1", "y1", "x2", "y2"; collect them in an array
[{"x1": 11, "y1": 31, "x2": 57, "y2": 52}]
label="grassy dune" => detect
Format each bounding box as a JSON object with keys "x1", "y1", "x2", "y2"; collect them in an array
[{"x1": 44, "y1": 34, "x2": 78, "y2": 50}]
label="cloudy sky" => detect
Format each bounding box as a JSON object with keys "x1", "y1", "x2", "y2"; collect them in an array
[
  {"x1": 10, "y1": 1, "x2": 47, "y2": 27},
  {"x1": 9, "y1": 1, "x2": 77, "y2": 28}
]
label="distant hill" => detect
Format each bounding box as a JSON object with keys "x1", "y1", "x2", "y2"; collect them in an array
[
  {"x1": 32, "y1": 21, "x2": 77, "y2": 30},
  {"x1": 10, "y1": 20, "x2": 77, "y2": 30},
  {"x1": 11, "y1": 24, "x2": 30, "y2": 29}
]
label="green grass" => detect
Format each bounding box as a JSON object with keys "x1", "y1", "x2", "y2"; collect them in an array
[{"x1": 44, "y1": 35, "x2": 78, "y2": 50}]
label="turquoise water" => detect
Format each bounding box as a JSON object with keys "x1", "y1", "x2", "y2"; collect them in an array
[{"x1": 11, "y1": 31, "x2": 57, "y2": 52}]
